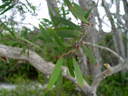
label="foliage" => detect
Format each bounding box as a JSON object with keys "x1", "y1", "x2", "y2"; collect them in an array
[
  {"x1": 0, "y1": 0, "x2": 95, "y2": 92},
  {"x1": 0, "y1": 59, "x2": 39, "y2": 82},
  {"x1": 1, "y1": 72, "x2": 128, "y2": 96},
  {"x1": 97, "y1": 72, "x2": 128, "y2": 96},
  {"x1": 0, "y1": 0, "x2": 36, "y2": 15},
  {"x1": 0, "y1": 0, "x2": 128, "y2": 95},
  {"x1": 0, "y1": 80, "x2": 84, "y2": 96}
]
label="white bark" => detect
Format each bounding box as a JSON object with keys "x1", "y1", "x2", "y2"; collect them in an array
[
  {"x1": 91, "y1": 59, "x2": 128, "y2": 94},
  {"x1": 102, "y1": 0, "x2": 125, "y2": 59},
  {"x1": 0, "y1": 44, "x2": 91, "y2": 95},
  {"x1": 0, "y1": 43, "x2": 127, "y2": 96},
  {"x1": 46, "y1": 0, "x2": 58, "y2": 16},
  {"x1": 115, "y1": 0, "x2": 125, "y2": 58},
  {"x1": 79, "y1": 0, "x2": 101, "y2": 78},
  {"x1": 122, "y1": 0, "x2": 128, "y2": 57}
]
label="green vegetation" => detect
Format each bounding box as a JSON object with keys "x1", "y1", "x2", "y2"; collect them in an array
[
  {"x1": 0, "y1": 0, "x2": 128, "y2": 95},
  {"x1": 97, "y1": 72, "x2": 128, "y2": 96}
]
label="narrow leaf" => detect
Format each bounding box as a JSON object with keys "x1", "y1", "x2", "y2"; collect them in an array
[
  {"x1": 17, "y1": 36, "x2": 42, "y2": 50},
  {"x1": 53, "y1": 16, "x2": 81, "y2": 31},
  {"x1": 70, "y1": 6, "x2": 88, "y2": 23},
  {"x1": 0, "y1": 1, "x2": 11, "y2": 9},
  {"x1": 6, "y1": 40, "x2": 18, "y2": 45},
  {"x1": 21, "y1": 31, "x2": 28, "y2": 39},
  {"x1": 0, "y1": 32, "x2": 4, "y2": 37},
  {"x1": 82, "y1": 44, "x2": 96, "y2": 64},
  {"x1": 73, "y1": 57, "x2": 84, "y2": 86},
  {"x1": 6, "y1": 40, "x2": 19, "y2": 46},
  {"x1": 20, "y1": 46, "x2": 27, "y2": 55},
  {"x1": 39, "y1": 24, "x2": 53, "y2": 42},
  {"x1": 48, "y1": 28, "x2": 65, "y2": 48},
  {"x1": 61, "y1": 4, "x2": 66, "y2": 18},
  {"x1": 0, "y1": 4, "x2": 15, "y2": 15},
  {"x1": 56, "y1": 71, "x2": 63, "y2": 96},
  {"x1": 64, "y1": 0, "x2": 88, "y2": 23},
  {"x1": 2, "y1": 23, "x2": 16, "y2": 38},
  {"x1": 84, "y1": 7, "x2": 93, "y2": 19},
  {"x1": 42, "y1": 42, "x2": 59, "y2": 48},
  {"x1": 66, "y1": 58, "x2": 75, "y2": 77},
  {"x1": 48, "y1": 6, "x2": 59, "y2": 26},
  {"x1": 72, "y1": 2, "x2": 85, "y2": 16},
  {"x1": 64, "y1": 0, "x2": 71, "y2": 7},
  {"x1": 55, "y1": 28, "x2": 82, "y2": 38},
  {"x1": 9, "y1": 31, "x2": 16, "y2": 38},
  {"x1": 47, "y1": 57, "x2": 63, "y2": 90}
]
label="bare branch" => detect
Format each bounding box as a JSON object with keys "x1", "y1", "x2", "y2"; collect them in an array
[
  {"x1": 0, "y1": 44, "x2": 91, "y2": 94},
  {"x1": 83, "y1": 41, "x2": 124, "y2": 62},
  {"x1": 0, "y1": 43, "x2": 124, "y2": 95},
  {"x1": 91, "y1": 59, "x2": 128, "y2": 93}
]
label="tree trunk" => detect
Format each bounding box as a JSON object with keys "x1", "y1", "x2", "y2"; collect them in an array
[
  {"x1": 123, "y1": 0, "x2": 128, "y2": 57},
  {"x1": 102, "y1": 0, "x2": 125, "y2": 62},
  {"x1": 46, "y1": 0, "x2": 58, "y2": 16},
  {"x1": 79, "y1": 0, "x2": 101, "y2": 78}
]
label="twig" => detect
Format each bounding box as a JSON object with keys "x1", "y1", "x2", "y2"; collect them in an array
[
  {"x1": 79, "y1": 23, "x2": 91, "y2": 42},
  {"x1": 96, "y1": 0, "x2": 100, "y2": 6}
]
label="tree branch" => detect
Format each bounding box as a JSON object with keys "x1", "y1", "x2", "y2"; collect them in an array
[
  {"x1": 83, "y1": 42, "x2": 124, "y2": 62},
  {"x1": 91, "y1": 59, "x2": 128, "y2": 93},
  {"x1": 0, "y1": 44, "x2": 91, "y2": 94}
]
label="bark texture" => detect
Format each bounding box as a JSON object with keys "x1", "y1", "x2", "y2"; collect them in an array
[
  {"x1": 0, "y1": 44, "x2": 127, "y2": 96},
  {"x1": 123, "y1": 0, "x2": 128, "y2": 57},
  {"x1": 79, "y1": 0, "x2": 101, "y2": 78},
  {"x1": 102, "y1": 0, "x2": 125, "y2": 60},
  {"x1": 46, "y1": 0, "x2": 58, "y2": 16}
]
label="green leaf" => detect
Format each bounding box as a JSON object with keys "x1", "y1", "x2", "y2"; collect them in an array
[
  {"x1": 42, "y1": 42, "x2": 59, "y2": 48},
  {"x1": 82, "y1": 44, "x2": 96, "y2": 64},
  {"x1": 64, "y1": 0, "x2": 71, "y2": 7},
  {"x1": 6, "y1": 40, "x2": 19, "y2": 46},
  {"x1": 64, "y1": 0, "x2": 88, "y2": 23},
  {"x1": 72, "y1": 2, "x2": 85, "y2": 16},
  {"x1": 9, "y1": 31, "x2": 16, "y2": 38},
  {"x1": 48, "y1": 28, "x2": 65, "y2": 48},
  {"x1": 48, "y1": 6, "x2": 59, "y2": 26},
  {"x1": 84, "y1": 7, "x2": 93, "y2": 19},
  {"x1": 0, "y1": 4, "x2": 15, "y2": 15},
  {"x1": 73, "y1": 57, "x2": 84, "y2": 86},
  {"x1": 61, "y1": 4, "x2": 66, "y2": 18},
  {"x1": 47, "y1": 57, "x2": 63, "y2": 90},
  {"x1": 20, "y1": 30, "x2": 28, "y2": 39},
  {"x1": 0, "y1": 32, "x2": 4, "y2": 37},
  {"x1": 70, "y1": 6, "x2": 88, "y2": 23},
  {"x1": 0, "y1": 1, "x2": 11, "y2": 9},
  {"x1": 66, "y1": 58, "x2": 75, "y2": 77},
  {"x1": 53, "y1": 16, "x2": 81, "y2": 31},
  {"x1": 39, "y1": 24, "x2": 53, "y2": 42},
  {"x1": 2, "y1": 23, "x2": 16, "y2": 38},
  {"x1": 26, "y1": 0, "x2": 36, "y2": 13},
  {"x1": 55, "y1": 28, "x2": 82, "y2": 38},
  {"x1": 56, "y1": 71, "x2": 63, "y2": 96},
  {"x1": 20, "y1": 46, "x2": 27, "y2": 55},
  {"x1": 17, "y1": 36, "x2": 42, "y2": 50}
]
